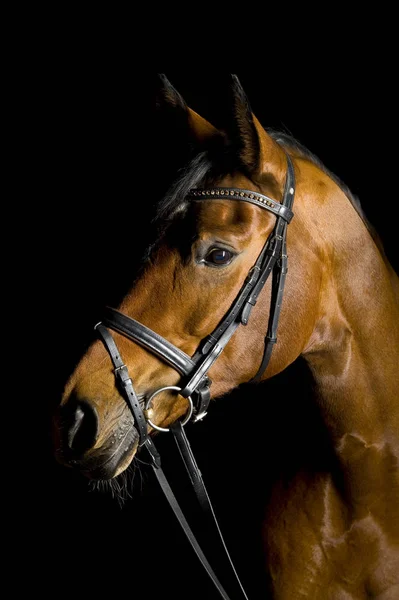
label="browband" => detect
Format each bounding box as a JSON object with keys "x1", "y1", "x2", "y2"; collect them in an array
[{"x1": 186, "y1": 187, "x2": 294, "y2": 223}]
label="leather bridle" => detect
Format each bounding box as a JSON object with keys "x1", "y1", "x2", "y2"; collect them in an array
[{"x1": 94, "y1": 154, "x2": 295, "y2": 599}]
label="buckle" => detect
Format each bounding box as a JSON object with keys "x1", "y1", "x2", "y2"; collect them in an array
[
  {"x1": 114, "y1": 364, "x2": 132, "y2": 385},
  {"x1": 192, "y1": 411, "x2": 208, "y2": 423}
]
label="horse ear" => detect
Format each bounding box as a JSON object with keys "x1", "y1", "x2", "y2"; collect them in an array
[
  {"x1": 156, "y1": 74, "x2": 221, "y2": 145},
  {"x1": 225, "y1": 75, "x2": 286, "y2": 179}
]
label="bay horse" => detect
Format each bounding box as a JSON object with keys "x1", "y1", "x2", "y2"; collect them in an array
[{"x1": 52, "y1": 75, "x2": 399, "y2": 599}]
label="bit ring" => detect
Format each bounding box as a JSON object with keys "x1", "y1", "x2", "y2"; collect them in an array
[{"x1": 144, "y1": 386, "x2": 194, "y2": 432}]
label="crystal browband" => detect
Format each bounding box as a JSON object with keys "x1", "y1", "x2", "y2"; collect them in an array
[{"x1": 187, "y1": 187, "x2": 294, "y2": 223}]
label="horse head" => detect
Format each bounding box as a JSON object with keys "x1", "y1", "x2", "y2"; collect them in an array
[{"x1": 52, "y1": 75, "x2": 314, "y2": 478}]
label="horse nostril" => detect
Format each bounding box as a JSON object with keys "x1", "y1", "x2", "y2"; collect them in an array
[{"x1": 61, "y1": 400, "x2": 99, "y2": 455}]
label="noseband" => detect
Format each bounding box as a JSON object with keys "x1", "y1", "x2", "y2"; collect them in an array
[{"x1": 94, "y1": 155, "x2": 295, "y2": 598}]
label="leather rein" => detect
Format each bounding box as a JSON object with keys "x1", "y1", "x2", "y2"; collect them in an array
[{"x1": 95, "y1": 155, "x2": 295, "y2": 599}]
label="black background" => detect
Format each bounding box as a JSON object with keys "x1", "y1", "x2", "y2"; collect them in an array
[{"x1": 29, "y1": 73, "x2": 397, "y2": 599}]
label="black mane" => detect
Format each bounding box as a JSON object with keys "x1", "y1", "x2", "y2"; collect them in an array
[
  {"x1": 154, "y1": 151, "x2": 216, "y2": 225},
  {"x1": 267, "y1": 130, "x2": 386, "y2": 255},
  {"x1": 267, "y1": 130, "x2": 367, "y2": 223}
]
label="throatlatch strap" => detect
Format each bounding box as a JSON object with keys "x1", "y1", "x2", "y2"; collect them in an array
[
  {"x1": 249, "y1": 155, "x2": 295, "y2": 382},
  {"x1": 250, "y1": 228, "x2": 288, "y2": 383}
]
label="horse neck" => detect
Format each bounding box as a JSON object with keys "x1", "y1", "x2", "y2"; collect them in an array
[{"x1": 298, "y1": 166, "x2": 399, "y2": 450}]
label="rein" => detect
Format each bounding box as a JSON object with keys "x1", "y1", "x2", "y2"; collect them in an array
[{"x1": 95, "y1": 155, "x2": 295, "y2": 599}]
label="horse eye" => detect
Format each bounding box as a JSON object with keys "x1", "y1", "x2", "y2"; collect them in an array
[{"x1": 205, "y1": 248, "x2": 234, "y2": 266}]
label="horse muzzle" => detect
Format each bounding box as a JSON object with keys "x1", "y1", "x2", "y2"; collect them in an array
[{"x1": 53, "y1": 397, "x2": 139, "y2": 479}]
